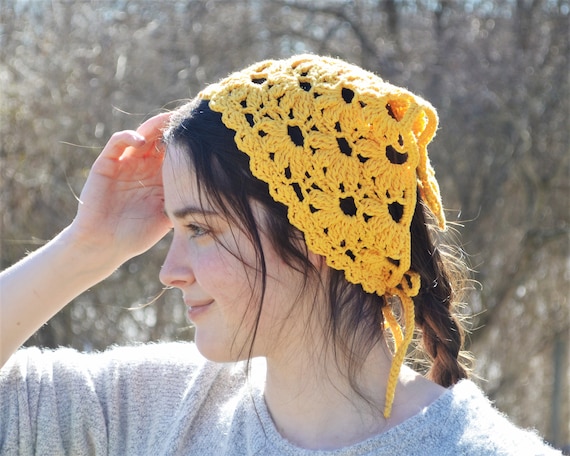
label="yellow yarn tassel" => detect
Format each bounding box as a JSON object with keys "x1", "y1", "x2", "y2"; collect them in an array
[{"x1": 383, "y1": 292, "x2": 416, "y2": 419}]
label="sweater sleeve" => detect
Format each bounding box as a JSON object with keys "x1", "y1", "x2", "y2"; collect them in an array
[{"x1": 0, "y1": 342, "x2": 222, "y2": 455}]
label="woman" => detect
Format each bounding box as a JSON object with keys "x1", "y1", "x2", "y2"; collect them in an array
[{"x1": 0, "y1": 55, "x2": 560, "y2": 455}]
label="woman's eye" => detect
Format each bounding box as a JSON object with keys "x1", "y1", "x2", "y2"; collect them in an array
[{"x1": 186, "y1": 224, "x2": 209, "y2": 239}]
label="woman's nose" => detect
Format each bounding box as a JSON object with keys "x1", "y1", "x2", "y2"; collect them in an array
[{"x1": 159, "y1": 236, "x2": 195, "y2": 288}]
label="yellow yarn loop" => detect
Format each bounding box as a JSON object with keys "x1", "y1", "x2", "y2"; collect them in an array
[{"x1": 199, "y1": 55, "x2": 445, "y2": 419}]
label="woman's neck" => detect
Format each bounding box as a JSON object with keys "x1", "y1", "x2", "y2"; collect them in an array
[{"x1": 263, "y1": 340, "x2": 446, "y2": 450}]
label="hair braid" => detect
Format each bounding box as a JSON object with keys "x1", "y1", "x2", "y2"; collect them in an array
[{"x1": 410, "y1": 198, "x2": 470, "y2": 387}]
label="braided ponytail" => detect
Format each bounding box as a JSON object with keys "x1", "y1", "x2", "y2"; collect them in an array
[{"x1": 410, "y1": 197, "x2": 471, "y2": 387}]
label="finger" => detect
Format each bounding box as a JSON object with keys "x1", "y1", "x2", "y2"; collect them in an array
[
  {"x1": 136, "y1": 112, "x2": 172, "y2": 141},
  {"x1": 101, "y1": 131, "x2": 146, "y2": 160},
  {"x1": 123, "y1": 112, "x2": 172, "y2": 159}
]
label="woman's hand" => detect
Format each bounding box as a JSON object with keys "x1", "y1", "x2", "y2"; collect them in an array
[
  {"x1": 69, "y1": 112, "x2": 173, "y2": 266},
  {"x1": 0, "y1": 112, "x2": 173, "y2": 365}
]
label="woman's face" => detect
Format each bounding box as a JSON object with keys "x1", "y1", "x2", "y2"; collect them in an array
[{"x1": 160, "y1": 146, "x2": 314, "y2": 362}]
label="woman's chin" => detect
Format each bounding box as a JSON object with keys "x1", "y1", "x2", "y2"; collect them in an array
[{"x1": 193, "y1": 333, "x2": 241, "y2": 364}]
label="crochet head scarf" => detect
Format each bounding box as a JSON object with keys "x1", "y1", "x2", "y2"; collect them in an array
[{"x1": 198, "y1": 54, "x2": 445, "y2": 418}]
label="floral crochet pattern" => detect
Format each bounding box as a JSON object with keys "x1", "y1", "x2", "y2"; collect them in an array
[{"x1": 200, "y1": 54, "x2": 446, "y2": 417}]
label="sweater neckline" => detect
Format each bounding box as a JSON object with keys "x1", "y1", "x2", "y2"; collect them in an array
[{"x1": 249, "y1": 379, "x2": 478, "y2": 455}]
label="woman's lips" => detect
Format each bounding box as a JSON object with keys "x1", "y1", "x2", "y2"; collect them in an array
[{"x1": 185, "y1": 300, "x2": 214, "y2": 321}]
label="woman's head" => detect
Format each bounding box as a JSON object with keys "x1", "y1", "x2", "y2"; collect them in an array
[
  {"x1": 160, "y1": 99, "x2": 324, "y2": 363},
  {"x1": 161, "y1": 55, "x2": 469, "y2": 417}
]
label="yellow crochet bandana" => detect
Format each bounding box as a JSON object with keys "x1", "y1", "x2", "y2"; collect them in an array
[{"x1": 199, "y1": 54, "x2": 446, "y2": 417}]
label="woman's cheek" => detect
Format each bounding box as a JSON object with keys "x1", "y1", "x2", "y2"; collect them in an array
[{"x1": 195, "y1": 245, "x2": 242, "y2": 293}]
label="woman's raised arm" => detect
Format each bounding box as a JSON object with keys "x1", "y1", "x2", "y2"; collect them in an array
[{"x1": 0, "y1": 113, "x2": 172, "y2": 367}]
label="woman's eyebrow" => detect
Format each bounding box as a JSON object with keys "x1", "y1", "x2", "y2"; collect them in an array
[{"x1": 165, "y1": 205, "x2": 219, "y2": 220}]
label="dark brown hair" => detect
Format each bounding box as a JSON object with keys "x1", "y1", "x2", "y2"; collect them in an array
[{"x1": 164, "y1": 99, "x2": 470, "y2": 393}]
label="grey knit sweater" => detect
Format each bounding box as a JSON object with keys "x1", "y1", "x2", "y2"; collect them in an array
[{"x1": 0, "y1": 342, "x2": 560, "y2": 455}]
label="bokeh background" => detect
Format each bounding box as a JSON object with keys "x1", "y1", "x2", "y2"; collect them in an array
[{"x1": 1, "y1": 0, "x2": 568, "y2": 451}]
